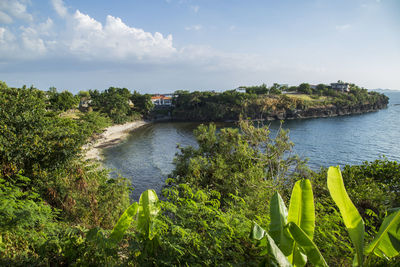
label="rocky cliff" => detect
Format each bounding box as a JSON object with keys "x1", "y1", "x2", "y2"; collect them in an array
[{"x1": 270, "y1": 101, "x2": 388, "y2": 121}]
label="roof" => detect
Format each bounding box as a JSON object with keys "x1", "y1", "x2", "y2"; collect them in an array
[
  {"x1": 151, "y1": 95, "x2": 172, "y2": 100},
  {"x1": 331, "y1": 82, "x2": 349, "y2": 85}
]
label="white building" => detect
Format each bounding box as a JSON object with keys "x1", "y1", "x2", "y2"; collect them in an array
[
  {"x1": 330, "y1": 82, "x2": 350, "y2": 92},
  {"x1": 151, "y1": 94, "x2": 173, "y2": 106}
]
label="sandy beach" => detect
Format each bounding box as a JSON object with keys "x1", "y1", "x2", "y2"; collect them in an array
[{"x1": 84, "y1": 120, "x2": 149, "y2": 161}]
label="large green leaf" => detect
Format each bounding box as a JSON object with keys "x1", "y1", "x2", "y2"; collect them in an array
[
  {"x1": 287, "y1": 222, "x2": 328, "y2": 267},
  {"x1": 366, "y1": 207, "x2": 400, "y2": 258},
  {"x1": 137, "y1": 189, "x2": 160, "y2": 240},
  {"x1": 265, "y1": 233, "x2": 293, "y2": 267},
  {"x1": 327, "y1": 166, "x2": 365, "y2": 266},
  {"x1": 270, "y1": 192, "x2": 292, "y2": 255},
  {"x1": 251, "y1": 221, "x2": 267, "y2": 240},
  {"x1": 287, "y1": 179, "x2": 315, "y2": 266},
  {"x1": 109, "y1": 202, "x2": 139, "y2": 244},
  {"x1": 287, "y1": 179, "x2": 315, "y2": 238},
  {"x1": 261, "y1": 231, "x2": 293, "y2": 267},
  {"x1": 251, "y1": 222, "x2": 292, "y2": 266}
]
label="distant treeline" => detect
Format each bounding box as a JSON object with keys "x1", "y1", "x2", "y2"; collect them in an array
[
  {"x1": 4, "y1": 81, "x2": 389, "y2": 124},
  {"x1": 44, "y1": 86, "x2": 154, "y2": 123},
  {"x1": 172, "y1": 82, "x2": 389, "y2": 121}
]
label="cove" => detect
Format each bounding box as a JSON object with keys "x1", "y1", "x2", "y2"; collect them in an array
[{"x1": 104, "y1": 91, "x2": 400, "y2": 200}]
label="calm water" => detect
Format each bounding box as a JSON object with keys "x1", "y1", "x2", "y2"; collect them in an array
[{"x1": 104, "y1": 91, "x2": 400, "y2": 200}]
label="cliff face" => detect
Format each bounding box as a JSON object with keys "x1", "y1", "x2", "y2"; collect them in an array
[
  {"x1": 272, "y1": 101, "x2": 388, "y2": 121},
  {"x1": 170, "y1": 94, "x2": 389, "y2": 122}
]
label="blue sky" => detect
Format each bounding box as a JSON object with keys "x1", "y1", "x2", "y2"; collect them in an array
[{"x1": 0, "y1": 0, "x2": 399, "y2": 93}]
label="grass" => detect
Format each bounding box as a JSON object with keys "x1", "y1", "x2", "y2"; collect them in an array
[
  {"x1": 60, "y1": 109, "x2": 81, "y2": 119},
  {"x1": 286, "y1": 93, "x2": 328, "y2": 102}
]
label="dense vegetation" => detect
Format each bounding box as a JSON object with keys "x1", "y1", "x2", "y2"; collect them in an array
[
  {"x1": 172, "y1": 83, "x2": 389, "y2": 121},
  {"x1": 0, "y1": 81, "x2": 131, "y2": 265},
  {"x1": 86, "y1": 87, "x2": 154, "y2": 123},
  {"x1": 0, "y1": 81, "x2": 398, "y2": 266}
]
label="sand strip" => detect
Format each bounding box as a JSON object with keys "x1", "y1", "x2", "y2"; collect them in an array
[{"x1": 84, "y1": 120, "x2": 149, "y2": 161}]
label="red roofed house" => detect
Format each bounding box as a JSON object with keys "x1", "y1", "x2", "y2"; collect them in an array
[{"x1": 151, "y1": 94, "x2": 173, "y2": 106}]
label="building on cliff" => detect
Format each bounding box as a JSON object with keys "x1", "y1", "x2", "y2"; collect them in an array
[{"x1": 331, "y1": 82, "x2": 350, "y2": 92}]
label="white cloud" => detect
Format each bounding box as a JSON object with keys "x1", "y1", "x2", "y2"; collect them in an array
[
  {"x1": 229, "y1": 25, "x2": 236, "y2": 31},
  {"x1": 67, "y1": 10, "x2": 176, "y2": 60},
  {"x1": 335, "y1": 24, "x2": 351, "y2": 31},
  {"x1": 0, "y1": 27, "x2": 18, "y2": 59},
  {"x1": 0, "y1": 16, "x2": 55, "y2": 60},
  {"x1": 185, "y1": 24, "x2": 203, "y2": 31},
  {"x1": 0, "y1": 5, "x2": 177, "y2": 62},
  {"x1": 0, "y1": 10, "x2": 13, "y2": 24},
  {"x1": 20, "y1": 26, "x2": 47, "y2": 55},
  {"x1": 190, "y1": 5, "x2": 200, "y2": 13},
  {"x1": 51, "y1": 0, "x2": 68, "y2": 18},
  {"x1": 0, "y1": 0, "x2": 33, "y2": 23},
  {"x1": 0, "y1": 27, "x2": 12, "y2": 44},
  {"x1": 0, "y1": 1, "x2": 272, "y2": 79}
]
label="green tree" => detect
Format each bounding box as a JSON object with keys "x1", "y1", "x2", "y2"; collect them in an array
[
  {"x1": 91, "y1": 87, "x2": 132, "y2": 123},
  {"x1": 130, "y1": 90, "x2": 154, "y2": 115},
  {"x1": 48, "y1": 89, "x2": 79, "y2": 111},
  {"x1": 170, "y1": 120, "x2": 301, "y2": 210},
  {"x1": 298, "y1": 83, "x2": 312, "y2": 95}
]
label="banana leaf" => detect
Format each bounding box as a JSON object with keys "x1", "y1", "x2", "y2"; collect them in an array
[
  {"x1": 327, "y1": 166, "x2": 364, "y2": 266},
  {"x1": 137, "y1": 189, "x2": 160, "y2": 240},
  {"x1": 287, "y1": 222, "x2": 328, "y2": 267},
  {"x1": 109, "y1": 202, "x2": 139, "y2": 244},
  {"x1": 287, "y1": 179, "x2": 315, "y2": 266},
  {"x1": 366, "y1": 207, "x2": 400, "y2": 259},
  {"x1": 270, "y1": 192, "x2": 292, "y2": 255}
]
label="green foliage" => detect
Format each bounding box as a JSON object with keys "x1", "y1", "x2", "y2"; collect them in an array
[
  {"x1": 270, "y1": 192, "x2": 291, "y2": 254},
  {"x1": 287, "y1": 179, "x2": 315, "y2": 266},
  {"x1": 170, "y1": 120, "x2": 300, "y2": 213},
  {"x1": 156, "y1": 183, "x2": 257, "y2": 266},
  {"x1": 252, "y1": 168, "x2": 400, "y2": 267},
  {"x1": 137, "y1": 189, "x2": 160, "y2": 240},
  {"x1": 130, "y1": 90, "x2": 154, "y2": 115},
  {"x1": 172, "y1": 82, "x2": 388, "y2": 121},
  {"x1": 109, "y1": 202, "x2": 139, "y2": 244},
  {"x1": 251, "y1": 179, "x2": 324, "y2": 267},
  {"x1": 366, "y1": 208, "x2": 400, "y2": 259},
  {"x1": 251, "y1": 222, "x2": 292, "y2": 267},
  {"x1": 286, "y1": 222, "x2": 328, "y2": 267},
  {"x1": 47, "y1": 88, "x2": 79, "y2": 111},
  {"x1": 245, "y1": 83, "x2": 269, "y2": 94},
  {"x1": 0, "y1": 80, "x2": 396, "y2": 266},
  {"x1": 298, "y1": 83, "x2": 312, "y2": 95},
  {"x1": 327, "y1": 166, "x2": 365, "y2": 266},
  {"x1": 89, "y1": 87, "x2": 132, "y2": 123},
  {"x1": 79, "y1": 111, "x2": 112, "y2": 134},
  {"x1": 0, "y1": 81, "x2": 131, "y2": 265},
  {"x1": 327, "y1": 166, "x2": 400, "y2": 266},
  {"x1": 288, "y1": 179, "x2": 315, "y2": 239},
  {"x1": 0, "y1": 174, "x2": 60, "y2": 265},
  {"x1": 0, "y1": 84, "x2": 88, "y2": 175}
]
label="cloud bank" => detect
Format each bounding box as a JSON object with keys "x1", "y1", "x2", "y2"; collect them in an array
[
  {"x1": 0, "y1": 0, "x2": 271, "y2": 81},
  {"x1": 0, "y1": 0, "x2": 177, "y2": 62}
]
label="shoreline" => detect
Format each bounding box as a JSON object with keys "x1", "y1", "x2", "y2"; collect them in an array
[
  {"x1": 83, "y1": 102, "x2": 388, "y2": 161},
  {"x1": 84, "y1": 120, "x2": 149, "y2": 161}
]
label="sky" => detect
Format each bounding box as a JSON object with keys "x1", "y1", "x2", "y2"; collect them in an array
[{"x1": 0, "y1": 0, "x2": 399, "y2": 93}]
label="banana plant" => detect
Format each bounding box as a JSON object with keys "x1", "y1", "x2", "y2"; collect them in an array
[
  {"x1": 251, "y1": 179, "x2": 327, "y2": 267},
  {"x1": 287, "y1": 179, "x2": 315, "y2": 266},
  {"x1": 327, "y1": 166, "x2": 400, "y2": 266},
  {"x1": 108, "y1": 189, "x2": 160, "y2": 244}
]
